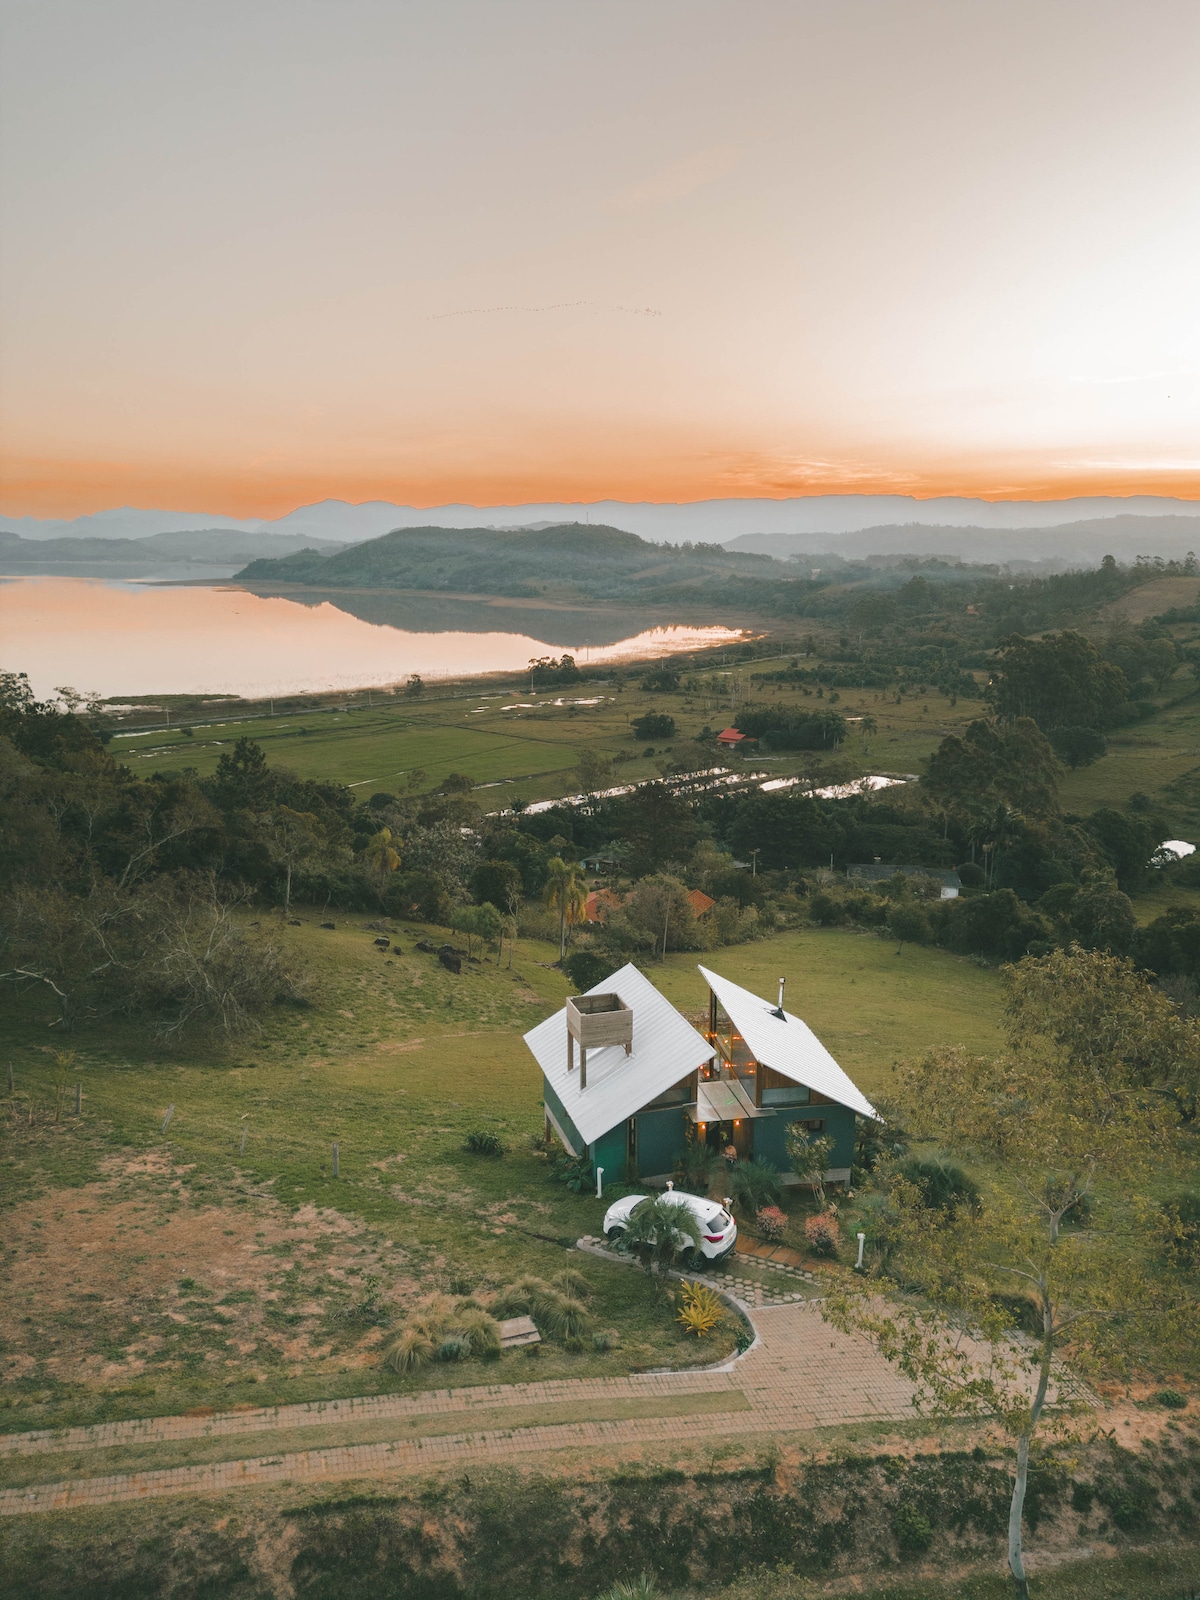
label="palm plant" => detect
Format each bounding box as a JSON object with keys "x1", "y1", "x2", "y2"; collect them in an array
[
  {"x1": 543, "y1": 856, "x2": 587, "y2": 960},
  {"x1": 620, "y1": 1194, "x2": 691, "y2": 1273},
  {"x1": 727, "y1": 1156, "x2": 783, "y2": 1215},
  {"x1": 362, "y1": 827, "x2": 401, "y2": 907}
]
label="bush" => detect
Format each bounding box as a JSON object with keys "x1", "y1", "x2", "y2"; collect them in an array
[
  {"x1": 437, "y1": 1332, "x2": 472, "y2": 1362},
  {"x1": 562, "y1": 950, "x2": 618, "y2": 992},
  {"x1": 756, "y1": 1205, "x2": 787, "y2": 1242},
  {"x1": 1155, "y1": 1388, "x2": 1188, "y2": 1409},
  {"x1": 957, "y1": 861, "x2": 986, "y2": 887},
  {"x1": 675, "y1": 1280, "x2": 724, "y2": 1337},
  {"x1": 728, "y1": 1157, "x2": 784, "y2": 1214},
  {"x1": 550, "y1": 1153, "x2": 594, "y2": 1193},
  {"x1": 632, "y1": 711, "x2": 676, "y2": 740},
  {"x1": 893, "y1": 1500, "x2": 933, "y2": 1553},
  {"x1": 592, "y1": 1328, "x2": 619, "y2": 1352},
  {"x1": 897, "y1": 1158, "x2": 981, "y2": 1216},
  {"x1": 805, "y1": 1212, "x2": 840, "y2": 1257},
  {"x1": 463, "y1": 1129, "x2": 504, "y2": 1157},
  {"x1": 809, "y1": 890, "x2": 841, "y2": 926}
]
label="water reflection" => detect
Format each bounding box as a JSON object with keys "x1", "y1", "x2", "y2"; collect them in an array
[{"x1": 0, "y1": 577, "x2": 745, "y2": 699}]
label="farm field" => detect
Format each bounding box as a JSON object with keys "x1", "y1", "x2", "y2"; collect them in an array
[
  {"x1": 115, "y1": 650, "x2": 986, "y2": 806},
  {"x1": 0, "y1": 917, "x2": 1005, "y2": 1439}
]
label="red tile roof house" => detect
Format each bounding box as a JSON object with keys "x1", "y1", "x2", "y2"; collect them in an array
[
  {"x1": 687, "y1": 889, "x2": 716, "y2": 918},
  {"x1": 715, "y1": 727, "x2": 749, "y2": 748}
]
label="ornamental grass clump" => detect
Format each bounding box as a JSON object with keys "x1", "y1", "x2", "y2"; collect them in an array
[
  {"x1": 805, "y1": 1211, "x2": 840, "y2": 1258},
  {"x1": 463, "y1": 1129, "x2": 505, "y2": 1157},
  {"x1": 675, "y1": 1279, "x2": 724, "y2": 1338},
  {"x1": 756, "y1": 1204, "x2": 787, "y2": 1242},
  {"x1": 381, "y1": 1327, "x2": 435, "y2": 1374},
  {"x1": 542, "y1": 1294, "x2": 594, "y2": 1341},
  {"x1": 446, "y1": 1306, "x2": 502, "y2": 1358}
]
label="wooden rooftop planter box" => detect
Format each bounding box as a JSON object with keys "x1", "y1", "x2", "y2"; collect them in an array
[{"x1": 566, "y1": 992, "x2": 633, "y2": 1087}]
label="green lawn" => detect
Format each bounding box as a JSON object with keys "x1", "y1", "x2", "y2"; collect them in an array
[
  {"x1": 0, "y1": 919, "x2": 1004, "y2": 1435},
  {"x1": 653, "y1": 927, "x2": 1005, "y2": 1099}
]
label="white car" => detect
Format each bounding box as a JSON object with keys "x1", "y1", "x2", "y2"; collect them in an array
[{"x1": 602, "y1": 1185, "x2": 737, "y2": 1263}]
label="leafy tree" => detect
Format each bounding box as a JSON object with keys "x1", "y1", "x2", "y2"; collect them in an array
[
  {"x1": 1066, "y1": 876, "x2": 1135, "y2": 954},
  {"x1": 887, "y1": 902, "x2": 931, "y2": 953},
  {"x1": 986, "y1": 631, "x2": 1128, "y2": 731},
  {"x1": 923, "y1": 718, "x2": 1059, "y2": 823},
  {"x1": 630, "y1": 712, "x2": 676, "y2": 741},
  {"x1": 939, "y1": 889, "x2": 1052, "y2": 963},
  {"x1": 604, "y1": 782, "x2": 699, "y2": 877},
  {"x1": 615, "y1": 873, "x2": 700, "y2": 957},
  {"x1": 562, "y1": 949, "x2": 618, "y2": 992},
  {"x1": 1048, "y1": 725, "x2": 1106, "y2": 769},
  {"x1": 826, "y1": 1017, "x2": 1185, "y2": 1599},
  {"x1": 640, "y1": 665, "x2": 681, "y2": 693},
  {"x1": 1137, "y1": 905, "x2": 1200, "y2": 980},
  {"x1": 404, "y1": 674, "x2": 424, "y2": 697},
  {"x1": 734, "y1": 707, "x2": 848, "y2": 750},
  {"x1": 543, "y1": 856, "x2": 586, "y2": 960},
  {"x1": 1003, "y1": 946, "x2": 1200, "y2": 1126},
  {"x1": 1084, "y1": 806, "x2": 1160, "y2": 892},
  {"x1": 212, "y1": 737, "x2": 273, "y2": 810},
  {"x1": 263, "y1": 806, "x2": 326, "y2": 915},
  {"x1": 574, "y1": 749, "x2": 614, "y2": 793},
  {"x1": 471, "y1": 857, "x2": 521, "y2": 911}
]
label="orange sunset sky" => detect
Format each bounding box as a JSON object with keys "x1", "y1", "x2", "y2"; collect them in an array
[{"x1": 2, "y1": 0, "x2": 1198, "y2": 520}]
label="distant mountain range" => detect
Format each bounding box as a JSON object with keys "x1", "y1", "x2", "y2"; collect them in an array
[
  {"x1": 726, "y1": 514, "x2": 1200, "y2": 567},
  {"x1": 0, "y1": 528, "x2": 341, "y2": 571},
  {"x1": 3, "y1": 493, "x2": 1199, "y2": 550}
]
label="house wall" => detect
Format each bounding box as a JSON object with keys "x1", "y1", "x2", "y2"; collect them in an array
[
  {"x1": 589, "y1": 1123, "x2": 628, "y2": 1190},
  {"x1": 633, "y1": 1106, "x2": 688, "y2": 1181},
  {"x1": 751, "y1": 1103, "x2": 857, "y2": 1176},
  {"x1": 542, "y1": 1075, "x2": 585, "y2": 1157}
]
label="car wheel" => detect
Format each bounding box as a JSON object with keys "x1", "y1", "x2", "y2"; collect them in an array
[{"x1": 605, "y1": 1225, "x2": 626, "y2": 1243}]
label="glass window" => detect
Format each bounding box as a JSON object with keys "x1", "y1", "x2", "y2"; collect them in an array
[{"x1": 762, "y1": 1085, "x2": 811, "y2": 1106}]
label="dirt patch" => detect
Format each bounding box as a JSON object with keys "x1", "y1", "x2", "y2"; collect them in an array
[{"x1": 0, "y1": 1148, "x2": 420, "y2": 1393}]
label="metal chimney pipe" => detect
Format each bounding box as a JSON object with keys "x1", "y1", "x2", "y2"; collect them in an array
[{"x1": 778, "y1": 977, "x2": 786, "y2": 1011}]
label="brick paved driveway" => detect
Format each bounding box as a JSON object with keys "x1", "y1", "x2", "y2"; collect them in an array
[{"x1": 0, "y1": 1300, "x2": 918, "y2": 1516}]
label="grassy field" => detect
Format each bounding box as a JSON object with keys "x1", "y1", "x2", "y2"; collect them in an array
[
  {"x1": 0, "y1": 917, "x2": 1006, "y2": 1436},
  {"x1": 114, "y1": 655, "x2": 986, "y2": 804}
]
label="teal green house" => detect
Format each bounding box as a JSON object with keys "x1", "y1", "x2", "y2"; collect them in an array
[{"x1": 524, "y1": 962, "x2": 878, "y2": 1189}]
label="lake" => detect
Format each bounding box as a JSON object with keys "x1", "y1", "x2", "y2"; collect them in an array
[{"x1": 0, "y1": 577, "x2": 746, "y2": 699}]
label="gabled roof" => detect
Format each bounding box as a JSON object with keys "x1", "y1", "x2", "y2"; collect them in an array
[
  {"x1": 716, "y1": 727, "x2": 746, "y2": 741},
  {"x1": 687, "y1": 888, "x2": 716, "y2": 916},
  {"x1": 698, "y1": 965, "x2": 879, "y2": 1120},
  {"x1": 524, "y1": 962, "x2": 713, "y2": 1146}
]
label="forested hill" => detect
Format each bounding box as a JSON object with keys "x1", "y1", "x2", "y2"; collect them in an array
[{"x1": 234, "y1": 522, "x2": 785, "y2": 601}]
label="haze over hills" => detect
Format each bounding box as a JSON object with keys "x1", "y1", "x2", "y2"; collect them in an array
[
  {"x1": 727, "y1": 515, "x2": 1200, "y2": 567},
  {"x1": 4, "y1": 494, "x2": 1200, "y2": 550},
  {"x1": 0, "y1": 528, "x2": 341, "y2": 572}
]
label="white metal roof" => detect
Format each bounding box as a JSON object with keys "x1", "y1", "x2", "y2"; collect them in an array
[
  {"x1": 524, "y1": 962, "x2": 714, "y2": 1146},
  {"x1": 698, "y1": 965, "x2": 879, "y2": 1120}
]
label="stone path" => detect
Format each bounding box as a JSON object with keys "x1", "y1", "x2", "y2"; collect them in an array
[{"x1": 0, "y1": 1301, "x2": 919, "y2": 1516}]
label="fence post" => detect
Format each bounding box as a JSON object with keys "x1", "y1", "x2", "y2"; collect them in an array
[
  {"x1": 161, "y1": 1104, "x2": 174, "y2": 1133},
  {"x1": 75, "y1": 1082, "x2": 82, "y2": 1116},
  {"x1": 332, "y1": 1140, "x2": 339, "y2": 1179}
]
